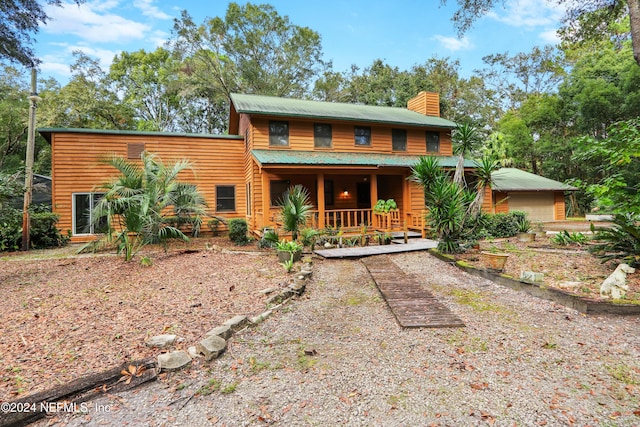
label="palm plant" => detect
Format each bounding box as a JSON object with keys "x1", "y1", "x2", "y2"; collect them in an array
[
  {"x1": 589, "y1": 213, "x2": 640, "y2": 267},
  {"x1": 279, "y1": 184, "x2": 312, "y2": 241},
  {"x1": 452, "y1": 122, "x2": 481, "y2": 187},
  {"x1": 467, "y1": 156, "x2": 500, "y2": 217},
  {"x1": 91, "y1": 152, "x2": 206, "y2": 261}
]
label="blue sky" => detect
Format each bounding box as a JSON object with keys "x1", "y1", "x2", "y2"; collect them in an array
[{"x1": 35, "y1": 0, "x2": 566, "y2": 84}]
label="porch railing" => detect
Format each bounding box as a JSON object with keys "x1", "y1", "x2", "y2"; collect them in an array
[
  {"x1": 260, "y1": 208, "x2": 428, "y2": 236},
  {"x1": 309, "y1": 209, "x2": 373, "y2": 230}
]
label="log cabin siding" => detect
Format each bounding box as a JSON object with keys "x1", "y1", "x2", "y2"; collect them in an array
[
  {"x1": 248, "y1": 116, "x2": 452, "y2": 156},
  {"x1": 49, "y1": 131, "x2": 245, "y2": 242}
]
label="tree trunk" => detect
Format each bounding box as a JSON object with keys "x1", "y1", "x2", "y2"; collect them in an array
[{"x1": 630, "y1": 0, "x2": 640, "y2": 67}]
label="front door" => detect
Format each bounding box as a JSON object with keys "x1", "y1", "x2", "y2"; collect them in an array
[{"x1": 357, "y1": 182, "x2": 371, "y2": 209}]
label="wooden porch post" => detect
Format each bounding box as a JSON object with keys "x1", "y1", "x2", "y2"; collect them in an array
[
  {"x1": 261, "y1": 171, "x2": 271, "y2": 230},
  {"x1": 370, "y1": 174, "x2": 378, "y2": 205},
  {"x1": 317, "y1": 173, "x2": 325, "y2": 229},
  {"x1": 402, "y1": 172, "x2": 411, "y2": 226},
  {"x1": 370, "y1": 174, "x2": 378, "y2": 227}
]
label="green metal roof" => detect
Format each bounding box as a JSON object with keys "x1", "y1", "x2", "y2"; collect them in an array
[
  {"x1": 251, "y1": 149, "x2": 475, "y2": 168},
  {"x1": 38, "y1": 127, "x2": 243, "y2": 141},
  {"x1": 230, "y1": 93, "x2": 457, "y2": 129},
  {"x1": 491, "y1": 168, "x2": 578, "y2": 192}
]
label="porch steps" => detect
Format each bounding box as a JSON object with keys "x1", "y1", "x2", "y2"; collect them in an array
[
  {"x1": 314, "y1": 239, "x2": 437, "y2": 259},
  {"x1": 361, "y1": 255, "x2": 465, "y2": 329}
]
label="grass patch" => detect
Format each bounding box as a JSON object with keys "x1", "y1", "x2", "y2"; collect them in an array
[
  {"x1": 248, "y1": 356, "x2": 272, "y2": 373},
  {"x1": 196, "y1": 378, "x2": 221, "y2": 396},
  {"x1": 450, "y1": 289, "x2": 509, "y2": 313},
  {"x1": 606, "y1": 364, "x2": 640, "y2": 385},
  {"x1": 220, "y1": 382, "x2": 239, "y2": 394}
]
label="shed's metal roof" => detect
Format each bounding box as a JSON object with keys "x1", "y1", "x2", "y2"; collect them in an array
[
  {"x1": 491, "y1": 168, "x2": 578, "y2": 191},
  {"x1": 231, "y1": 93, "x2": 457, "y2": 129},
  {"x1": 251, "y1": 149, "x2": 474, "y2": 168}
]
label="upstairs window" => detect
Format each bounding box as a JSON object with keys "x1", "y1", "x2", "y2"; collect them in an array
[
  {"x1": 392, "y1": 129, "x2": 407, "y2": 151},
  {"x1": 269, "y1": 121, "x2": 289, "y2": 146},
  {"x1": 426, "y1": 131, "x2": 440, "y2": 153},
  {"x1": 216, "y1": 185, "x2": 236, "y2": 212},
  {"x1": 314, "y1": 123, "x2": 332, "y2": 148},
  {"x1": 354, "y1": 126, "x2": 371, "y2": 146}
]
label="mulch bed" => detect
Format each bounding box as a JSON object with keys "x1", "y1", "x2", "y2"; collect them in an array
[
  {"x1": 455, "y1": 235, "x2": 640, "y2": 302},
  {"x1": 0, "y1": 237, "x2": 284, "y2": 402}
]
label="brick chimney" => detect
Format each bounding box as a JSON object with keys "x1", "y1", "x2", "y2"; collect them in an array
[{"x1": 407, "y1": 91, "x2": 440, "y2": 117}]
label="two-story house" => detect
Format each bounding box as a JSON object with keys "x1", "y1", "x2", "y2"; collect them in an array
[{"x1": 40, "y1": 91, "x2": 570, "y2": 242}]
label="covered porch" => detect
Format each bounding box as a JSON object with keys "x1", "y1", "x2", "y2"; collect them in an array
[
  {"x1": 248, "y1": 149, "x2": 471, "y2": 238},
  {"x1": 253, "y1": 168, "x2": 426, "y2": 236}
]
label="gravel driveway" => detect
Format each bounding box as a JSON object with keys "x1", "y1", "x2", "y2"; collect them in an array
[{"x1": 36, "y1": 252, "x2": 640, "y2": 426}]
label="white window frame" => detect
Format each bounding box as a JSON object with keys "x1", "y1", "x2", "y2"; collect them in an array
[{"x1": 72, "y1": 192, "x2": 104, "y2": 235}]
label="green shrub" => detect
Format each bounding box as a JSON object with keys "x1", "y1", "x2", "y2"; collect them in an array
[
  {"x1": 0, "y1": 208, "x2": 22, "y2": 251},
  {"x1": 228, "y1": 218, "x2": 249, "y2": 245},
  {"x1": 484, "y1": 213, "x2": 520, "y2": 238},
  {"x1": 30, "y1": 211, "x2": 70, "y2": 248},
  {"x1": 207, "y1": 217, "x2": 220, "y2": 235},
  {"x1": 0, "y1": 206, "x2": 69, "y2": 251},
  {"x1": 258, "y1": 228, "x2": 279, "y2": 249}
]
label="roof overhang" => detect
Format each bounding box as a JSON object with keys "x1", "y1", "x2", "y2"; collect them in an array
[
  {"x1": 251, "y1": 149, "x2": 475, "y2": 169},
  {"x1": 491, "y1": 168, "x2": 578, "y2": 192}
]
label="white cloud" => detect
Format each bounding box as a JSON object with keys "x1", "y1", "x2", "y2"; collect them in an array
[
  {"x1": 539, "y1": 28, "x2": 560, "y2": 44},
  {"x1": 39, "y1": 43, "x2": 119, "y2": 78},
  {"x1": 134, "y1": 0, "x2": 171, "y2": 20},
  {"x1": 433, "y1": 35, "x2": 473, "y2": 51},
  {"x1": 486, "y1": 0, "x2": 565, "y2": 28},
  {"x1": 39, "y1": 61, "x2": 72, "y2": 77},
  {"x1": 43, "y1": 1, "x2": 150, "y2": 44}
]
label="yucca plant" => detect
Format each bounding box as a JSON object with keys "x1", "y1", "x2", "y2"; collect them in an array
[
  {"x1": 90, "y1": 152, "x2": 206, "y2": 261},
  {"x1": 467, "y1": 156, "x2": 500, "y2": 217},
  {"x1": 452, "y1": 122, "x2": 482, "y2": 186},
  {"x1": 279, "y1": 185, "x2": 312, "y2": 241},
  {"x1": 589, "y1": 213, "x2": 640, "y2": 267}
]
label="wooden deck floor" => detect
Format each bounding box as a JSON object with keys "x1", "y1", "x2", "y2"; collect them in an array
[
  {"x1": 361, "y1": 255, "x2": 465, "y2": 329},
  {"x1": 314, "y1": 239, "x2": 437, "y2": 259}
]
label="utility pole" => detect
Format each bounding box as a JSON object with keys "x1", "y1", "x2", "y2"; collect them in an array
[{"x1": 21, "y1": 68, "x2": 40, "y2": 251}]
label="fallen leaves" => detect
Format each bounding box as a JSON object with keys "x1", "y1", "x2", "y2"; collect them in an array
[
  {"x1": 0, "y1": 237, "x2": 282, "y2": 400},
  {"x1": 118, "y1": 365, "x2": 147, "y2": 385}
]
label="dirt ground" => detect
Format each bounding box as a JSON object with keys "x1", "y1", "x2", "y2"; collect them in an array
[
  {"x1": 0, "y1": 237, "x2": 282, "y2": 402},
  {"x1": 1, "y1": 224, "x2": 637, "y2": 403}
]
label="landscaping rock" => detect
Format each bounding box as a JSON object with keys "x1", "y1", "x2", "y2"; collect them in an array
[
  {"x1": 145, "y1": 334, "x2": 177, "y2": 348},
  {"x1": 289, "y1": 280, "x2": 306, "y2": 295},
  {"x1": 223, "y1": 315, "x2": 249, "y2": 332},
  {"x1": 197, "y1": 335, "x2": 227, "y2": 361},
  {"x1": 520, "y1": 271, "x2": 544, "y2": 283},
  {"x1": 157, "y1": 351, "x2": 191, "y2": 371},
  {"x1": 266, "y1": 289, "x2": 294, "y2": 305},
  {"x1": 187, "y1": 346, "x2": 201, "y2": 359},
  {"x1": 204, "y1": 325, "x2": 232, "y2": 340},
  {"x1": 258, "y1": 287, "x2": 278, "y2": 295},
  {"x1": 250, "y1": 310, "x2": 273, "y2": 324}
]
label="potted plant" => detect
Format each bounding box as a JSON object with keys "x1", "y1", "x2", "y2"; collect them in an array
[
  {"x1": 373, "y1": 199, "x2": 397, "y2": 213},
  {"x1": 480, "y1": 246, "x2": 510, "y2": 271},
  {"x1": 515, "y1": 214, "x2": 535, "y2": 242},
  {"x1": 276, "y1": 239, "x2": 303, "y2": 262}
]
